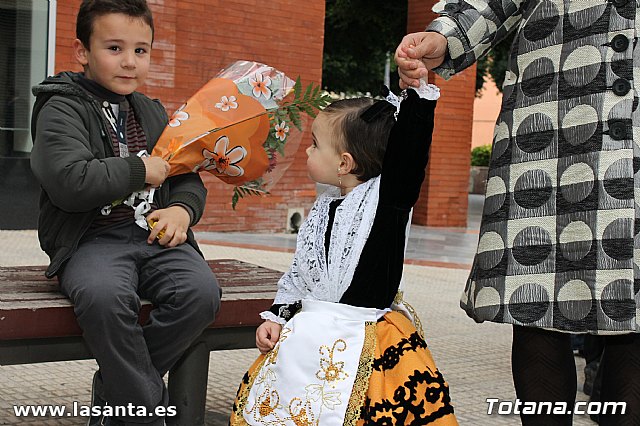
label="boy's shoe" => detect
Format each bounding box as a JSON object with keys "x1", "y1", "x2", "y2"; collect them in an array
[
  {"x1": 97, "y1": 417, "x2": 125, "y2": 426},
  {"x1": 86, "y1": 371, "x2": 166, "y2": 426},
  {"x1": 95, "y1": 416, "x2": 161, "y2": 426},
  {"x1": 87, "y1": 371, "x2": 107, "y2": 426}
]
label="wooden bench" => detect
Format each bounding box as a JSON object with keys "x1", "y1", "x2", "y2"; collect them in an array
[{"x1": 0, "y1": 259, "x2": 280, "y2": 426}]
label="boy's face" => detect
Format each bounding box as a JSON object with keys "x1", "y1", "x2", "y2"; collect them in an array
[{"x1": 73, "y1": 13, "x2": 152, "y2": 95}]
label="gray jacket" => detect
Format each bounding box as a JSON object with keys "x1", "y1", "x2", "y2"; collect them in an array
[{"x1": 31, "y1": 72, "x2": 206, "y2": 277}]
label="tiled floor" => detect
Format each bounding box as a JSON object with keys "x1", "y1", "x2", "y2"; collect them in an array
[
  {"x1": 196, "y1": 194, "x2": 485, "y2": 269},
  {"x1": 0, "y1": 195, "x2": 598, "y2": 425}
]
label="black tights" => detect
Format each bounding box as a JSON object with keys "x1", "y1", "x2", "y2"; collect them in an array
[
  {"x1": 598, "y1": 333, "x2": 640, "y2": 425},
  {"x1": 512, "y1": 326, "x2": 640, "y2": 426},
  {"x1": 512, "y1": 325, "x2": 576, "y2": 425}
]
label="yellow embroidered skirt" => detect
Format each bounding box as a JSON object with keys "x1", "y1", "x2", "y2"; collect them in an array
[{"x1": 231, "y1": 311, "x2": 457, "y2": 425}]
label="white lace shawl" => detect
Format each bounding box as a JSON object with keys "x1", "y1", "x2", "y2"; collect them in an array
[{"x1": 272, "y1": 176, "x2": 381, "y2": 311}]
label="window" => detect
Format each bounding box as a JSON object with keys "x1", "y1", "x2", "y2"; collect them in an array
[{"x1": 0, "y1": 0, "x2": 54, "y2": 158}]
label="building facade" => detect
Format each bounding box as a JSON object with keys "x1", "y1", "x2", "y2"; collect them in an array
[{"x1": 409, "y1": 0, "x2": 476, "y2": 228}]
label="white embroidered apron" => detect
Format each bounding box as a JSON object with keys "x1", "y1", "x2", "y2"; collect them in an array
[{"x1": 243, "y1": 299, "x2": 383, "y2": 426}]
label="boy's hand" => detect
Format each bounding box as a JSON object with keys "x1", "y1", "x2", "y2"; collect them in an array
[
  {"x1": 256, "y1": 320, "x2": 282, "y2": 354},
  {"x1": 146, "y1": 205, "x2": 190, "y2": 247},
  {"x1": 142, "y1": 157, "x2": 170, "y2": 187},
  {"x1": 395, "y1": 31, "x2": 447, "y2": 89}
]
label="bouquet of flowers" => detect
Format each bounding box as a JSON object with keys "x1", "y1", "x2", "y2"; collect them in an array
[{"x1": 152, "y1": 60, "x2": 331, "y2": 208}]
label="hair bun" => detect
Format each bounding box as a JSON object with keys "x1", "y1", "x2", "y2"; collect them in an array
[{"x1": 359, "y1": 100, "x2": 395, "y2": 123}]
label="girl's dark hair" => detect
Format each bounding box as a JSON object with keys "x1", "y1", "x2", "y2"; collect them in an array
[
  {"x1": 323, "y1": 98, "x2": 396, "y2": 181},
  {"x1": 76, "y1": 0, "x2": 154, "y2": 49}
]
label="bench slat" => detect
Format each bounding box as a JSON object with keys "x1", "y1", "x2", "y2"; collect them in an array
[{"x1": 0, "y1": 259, "x2": 280, "y2": 340}]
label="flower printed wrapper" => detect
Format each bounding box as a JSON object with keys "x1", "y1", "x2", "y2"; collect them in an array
[
  {"x1": 217, "y1": 61, "x2": 295, "y2": 110},
  {"x1": 152, "y1": 60, "x2": 308, "y2": 200}
]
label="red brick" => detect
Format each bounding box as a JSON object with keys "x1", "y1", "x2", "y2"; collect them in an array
[
  {"x1": 408, "y1": 0, "x2": 473, "y2": 228},
  {"x1": 54, "y1": 1, "x2": 472, "y2": 231},
  {"x1": 54, "y1": 0, "x2": 324, "y2": 232}
]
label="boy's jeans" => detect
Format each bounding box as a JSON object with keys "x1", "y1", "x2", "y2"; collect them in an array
[{"x1": 59, "y1": 221, "x2": 220, "y2": 425}]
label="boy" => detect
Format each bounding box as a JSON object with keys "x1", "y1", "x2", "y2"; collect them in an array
[{"x1": 30, "y1": 1, "x2": 220, "y2": 425}]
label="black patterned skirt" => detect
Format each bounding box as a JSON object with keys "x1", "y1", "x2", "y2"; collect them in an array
[{"x1": 230, "y1": 311, "x2": 457, "y2": 425}]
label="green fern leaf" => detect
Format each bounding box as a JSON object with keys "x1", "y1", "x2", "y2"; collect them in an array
[
  {"x1": 231, "y1": 188, "x2": 240, "y2": 210},
  {"x1": 293, "y1": 77, "x2": 302, "y2": 102}
]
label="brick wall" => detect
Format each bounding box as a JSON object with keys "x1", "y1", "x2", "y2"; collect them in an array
[
  {"x1": 54, "y1": 1, "x2": 473, "y2": 231},
  {"x1": 54, "y1": 0, "x2": 324, "y2": 232},
  {"x1": 408, "y1": 0, "x2": 475, "y2": 227}
]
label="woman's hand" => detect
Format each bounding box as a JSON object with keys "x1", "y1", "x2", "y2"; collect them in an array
[
  {"x1": 395, "y1": 31, "x2": 448, "y2": 89},
  {"x1": 256, "y1": 320, "x2": 282, "y2": 354}
]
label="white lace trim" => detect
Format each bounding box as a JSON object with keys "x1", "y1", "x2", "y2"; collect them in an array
[
  {"x1": 259, "y1": 311, "x2": 287, "y2": 325},
  {"x1": 414, "y1": 80, "x2": 440, "y2": 100},
  {"x1": 274, "y1": 177, "x2": 381, "y2": 306}
]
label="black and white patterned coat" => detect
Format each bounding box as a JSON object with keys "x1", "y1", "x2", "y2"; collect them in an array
[{"x1": 428, "y1": 0, "x2": 639, "y2": 333}]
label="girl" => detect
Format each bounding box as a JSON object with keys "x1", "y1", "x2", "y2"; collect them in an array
[{"x1": 231, "y1": 85, "x2": 457, "y2": 426}]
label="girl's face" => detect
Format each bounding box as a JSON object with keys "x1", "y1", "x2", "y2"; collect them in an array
[{"x1": 306, "y1": 113, "x2": 343, "y2": 186}]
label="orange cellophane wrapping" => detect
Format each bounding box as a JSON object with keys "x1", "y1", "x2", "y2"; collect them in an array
[{"x1": 152, "y1": 78, "x2": 271, "y2": 184}]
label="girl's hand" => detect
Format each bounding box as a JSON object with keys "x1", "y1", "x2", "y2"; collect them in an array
[
  {"x1": 256, "y1": 320, "x2": 282, "y2": 354},
  {"x1": 395, "y1": 31, "x2": 448, "y2": 89}
]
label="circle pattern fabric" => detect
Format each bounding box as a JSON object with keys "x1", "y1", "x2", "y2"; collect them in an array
[{"x1": 430, "y1": 0, "x2": 640, "y2": 333}]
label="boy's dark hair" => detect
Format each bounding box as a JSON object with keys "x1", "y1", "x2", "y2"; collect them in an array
[
  {"x1": 76, "y1": 0, "x2": 154, "y2": 48},
  {"x1": 323, "y1": 98, "x2": 396, "y2": 182}
]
